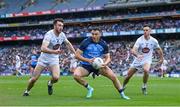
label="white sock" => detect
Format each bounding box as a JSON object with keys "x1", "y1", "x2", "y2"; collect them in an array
[
  {"x1": 25, "y1": 90, "x2": 29, "y2": 93},
  {"x1": 48, "y1": 81, "x2": 52, "y2": 86},
  {"x1": 142, "y1": 83, "x2": 147, "y2": 88}
]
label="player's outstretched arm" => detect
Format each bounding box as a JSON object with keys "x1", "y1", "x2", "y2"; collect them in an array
[
  {"x1": 64, "y1": 39, "x2": 76, "y2": 54},
  {"x1": 156, "y1": 47, "x2": 164, "y2": 65},
  {"x1": 75, "y1": 49, "x2": 94, "y2": 64}
]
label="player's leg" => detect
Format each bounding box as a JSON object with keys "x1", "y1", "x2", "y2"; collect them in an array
[
  {"x1": 29, "y1": 66, "x2": 34, "y2": 77},
  {"x1": 162, "y1": 67, "x2": 167, "y2": 78},
  {"x1": 73, "y1": 66, "x2": 93, "y2": 98},
  {"x1": 15, "y1": 66, "x2": 19, "y2": 76},
  {"x1": 15, "y1": 68, "x2": 19, "y2": 77},
  {"x1": 23, "y1": 64, "x2": 45, "y2": 96},
  {"x1": 160, "y1": 67, "x2": 165, "y2": 78},
  {"x1": 16, "y1": 67, "x2": 22, "y2": 77},
  {"x1": 100, "y1": 66, "x2": 130, "y2": 100},
  {"x1": 73, "y1": 66, "x2": 90, "y2": 87},
  {"x1": 142, "y1": 63, "x2": 151, "y2": 95},
  {"x1": 123, "y1": 67, "x2": 137, "y2": 88},
  {"x1": 49, "y1": 64, "x2": 60, "y2": 84},
  {"x1": 47, "y1": 64, "x2": 60, "y2": 95}
]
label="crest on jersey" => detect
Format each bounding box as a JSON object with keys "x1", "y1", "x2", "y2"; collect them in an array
[
  {"x1": 142, "y1": 47, "x2": 150, "y2": 53},
  {"x1": 53, "y1": 44, "x2": 60, "y2": 50}
]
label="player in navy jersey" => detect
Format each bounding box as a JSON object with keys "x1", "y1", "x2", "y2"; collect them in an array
[{"x1": 73, "y1": 28, "x2": 130, "y2": 100}]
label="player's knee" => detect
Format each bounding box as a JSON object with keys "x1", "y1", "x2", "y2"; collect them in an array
[
  {"x1": 29, "y1": 77, "x2": 38, "y2": 83},
  {"x1": 144, "y1": 68, "x2": 149, "y2": 73},
  {"x1": 73, "y1": 73, "x2": 81, "y2": 80},
  {"x1": 53, "y1": 76, "x2": 59, "y2": 82},
  {"x1": 109, "y1": 74, "x2": 117, "y2": 81}
]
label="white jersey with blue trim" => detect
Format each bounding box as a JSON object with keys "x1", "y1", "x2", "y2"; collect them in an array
[{"x1": 39, "y1": 30, "x2": 67, "y2": 61}]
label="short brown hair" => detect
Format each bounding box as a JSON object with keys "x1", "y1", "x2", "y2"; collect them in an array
[
  {"x1": 91, "y1": 27, "x2": 100, "y2": 32},
  {"x1": 53, "y1": 18, "x2": 64, "y2": 25},
  {"x1": 143, "y1": 25, "x2": 150, "y2": 28}
]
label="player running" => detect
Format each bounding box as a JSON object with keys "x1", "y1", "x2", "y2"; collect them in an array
[
  {"x1": 123, "y1": 26, "x2": 164, "y2": 95},
  {"x1": 15, "y1": 54, "x2": 22, "y2": 77},
  {"x1": 159, "y1": 59, "x2": 168, "y2": 78},
  {"x1": 23, "y1": 18, "x2": 76, "y2": 96}
]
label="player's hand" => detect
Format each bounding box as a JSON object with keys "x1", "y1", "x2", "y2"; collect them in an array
[
  {"x1": 88, "y1": 58, "x2": 95, "y2": 64},
  {"x1": 53, "y1": 49, "x2": 63, "y2": 54},
  {"x1": 100, "y1": 63, "x2": 107, "y2": 68},
  {"x1": 137, "y1": 54, "x2": 144, "y2": 60}
]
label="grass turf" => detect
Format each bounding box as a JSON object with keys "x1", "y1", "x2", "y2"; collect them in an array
[{"x1": 0, "y1": 76, "x2": 180, "y2": 106}]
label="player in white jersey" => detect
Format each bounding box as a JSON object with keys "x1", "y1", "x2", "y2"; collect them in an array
[
  {"x1": 23, "y1": 18, "x2": 76, "y2": 96},
  {"x1": 159, "y1": 59, "x2": 168, "y2": 78},
  {"x1": 15, "y1": 54, "x2": 22, "y2": 77},
  {"x1": 123, "y1": 26, "x2": 164, "y2": 95}
]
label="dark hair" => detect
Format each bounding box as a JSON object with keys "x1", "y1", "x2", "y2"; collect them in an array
[
  {"x1": 91, "y1": 27, "x2": 102, "y2": 36},
  {"x1": 91, "y1": 27, "x2": 101, "y2": 32},
  {"x1": 53, "y1": 18, "x2": 64, "y2": 25},
  {"x1": 143, "y1": 25, "x2": 150, "y2": 28}
]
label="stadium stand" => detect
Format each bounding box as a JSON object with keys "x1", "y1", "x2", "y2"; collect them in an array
[
  {"x1": 0, "y1": 18, "x2": 180, "y2": 37},
  {"x1": 0, "y1": 0, "x2": 109, "y2": 14},
  {"x1": 0, "y1": 40, "x2": 179, "y2": 75}
]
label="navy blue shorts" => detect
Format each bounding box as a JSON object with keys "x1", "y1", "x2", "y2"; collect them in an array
[
  {"x1": 30, "y1": 64, "x2": 36, "y2": 69},
  {"x1": 81, "y1": 64, "x2": 100, "y2": 76}
]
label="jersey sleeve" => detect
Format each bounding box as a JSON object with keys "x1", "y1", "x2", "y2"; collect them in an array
[
  {"x1": 79, "y1": 38, "x2": 89, "y2": 51},
  {"x1": 43, "y1": 33, "x2": 51, "y2": 43},
  {"x1": 154, "y1": 39, "x2": 160, "y2": 49},
  {"x1": 62, "y1": 32, "x2": 68, "y2": 43},
  {"x1": 133, "y1": 38, "x2": 141, "y2": 48}
]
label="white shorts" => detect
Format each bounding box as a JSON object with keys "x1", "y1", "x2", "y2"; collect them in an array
[
  {"x1": 130, "y1": 58, "x2": 152, "y2": 70},
  {"x1": 15, "y1": 64, "x2": 20, "y2": 70},
  {"x1": 37, "y1": 57, "x2": 59, "y2": 67},
  {"x1": 161, "y1": 66, "x2": 167, "y2": 71},
  {"x1": 70, "y1": 62, "x2": 78, "y2": 69}
]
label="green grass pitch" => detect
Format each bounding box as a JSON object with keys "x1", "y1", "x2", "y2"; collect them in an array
[{"x1": 0, "y1": 76, "x2": 180, "y2": 106}]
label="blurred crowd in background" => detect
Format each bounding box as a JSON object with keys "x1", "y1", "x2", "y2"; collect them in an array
[
  {"x1": 0, "y1": 39, "x2": 179, "y2": 76},
  {"x1": 1, "y1": 18, "x2": 180, "y2": 38}
]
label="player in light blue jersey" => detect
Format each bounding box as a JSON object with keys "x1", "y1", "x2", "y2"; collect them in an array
[
  {"x1": 29, "y1": 49, "x2": 39, "y2": 77},
  {"x1": 73, "y1": 28, "x2": 130, "y2": 100}
]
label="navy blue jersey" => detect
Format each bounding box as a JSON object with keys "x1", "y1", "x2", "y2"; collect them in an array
[
  {"x1": 31, "y1": 54, "x2": 38, "y2": 66},
  {"x1": 79, "y1": 37, "x2": 108, "y2": 65}
]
